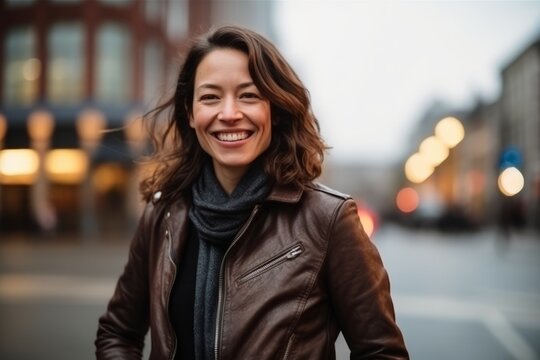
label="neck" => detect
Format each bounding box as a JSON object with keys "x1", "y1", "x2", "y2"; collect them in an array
[{"x1": 212, "y1": 162, "x2": 248, "y2": 195}]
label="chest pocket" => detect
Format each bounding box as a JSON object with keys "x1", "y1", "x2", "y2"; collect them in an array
[{"x1": 235, "y1": 242, "x2": 304, "y2": 286}]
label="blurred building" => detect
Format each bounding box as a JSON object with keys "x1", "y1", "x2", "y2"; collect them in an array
[
  {"x1": 394, "y1": 101, "x2": 473, "y2": 229},
  {"x1": 453, "y1": 100, "x2": 499, "y2": 227},
  {"x1": 0, "y1": 0, "x2": 276, "y2": 237},
  {"x1": 499, "y1": 37, "x2": 540, "y2": 229},
  {"x1": 395, "y1": 35, "x2": 540, "y2": 232}
]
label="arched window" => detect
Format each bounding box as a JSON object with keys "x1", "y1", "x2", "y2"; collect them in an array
[
  {"x1": 2, "y1": 26, "x2": 38, "y2": 105},
  {"x1": 95, "y1": 23, "x2": 132, "y2": 104},
  {"x1": 47, "y1": 23, "x2": 84, "y2": 104}
]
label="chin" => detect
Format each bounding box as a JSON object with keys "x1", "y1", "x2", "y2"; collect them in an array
[{"x1": 214, "y1": 156, "x2": 255, "y2": 168}]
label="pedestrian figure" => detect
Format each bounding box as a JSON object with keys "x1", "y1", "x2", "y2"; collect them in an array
[{"x1": 96, "y1": 25, "x2": 408, "y2": 359}]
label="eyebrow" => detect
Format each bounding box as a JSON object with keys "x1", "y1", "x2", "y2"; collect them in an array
[{"x1": 196, "y1": 82, "x2": 256, "y2": 91}]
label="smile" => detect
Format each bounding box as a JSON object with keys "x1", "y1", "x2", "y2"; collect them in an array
[{"x1": 213, "y1": 131, "x2": 252, "y2": 142}]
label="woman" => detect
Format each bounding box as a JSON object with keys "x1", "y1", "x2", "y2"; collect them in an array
[{"x1": 96, "y1": 25, "x2": 408, "y2": 360}]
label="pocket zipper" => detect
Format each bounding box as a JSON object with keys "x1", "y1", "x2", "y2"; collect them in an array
[{"x1": 236, "y1": 243, "x2": 303, "y2": 286}]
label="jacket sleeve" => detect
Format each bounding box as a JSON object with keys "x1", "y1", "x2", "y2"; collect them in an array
[
  {"x1": 95, "y1": 203, "x2": 153, "y2": 359},
  {"x1": 326, "y1": 199, "x2": 409, "y2": 359}
]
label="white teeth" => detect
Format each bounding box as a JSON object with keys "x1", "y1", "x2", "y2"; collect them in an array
[{"x1": 216, "y1": 131, "x2": 249, "y2": 142}]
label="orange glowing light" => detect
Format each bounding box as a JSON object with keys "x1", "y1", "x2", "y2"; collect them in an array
[
  {"x1": 396, "y1": 187, "x2": 419, "y2": 213},
  {"x1": 435, "y1": 116, "x2": 464, "y2": 148},
  {"x1": 45, "y1": 149, "x2": 88, "y2": 184},
  {"x1": 0, "y1": 149, "x2": 39, "y2": 184},
  {"x1": 405, "y1": 153, "x2": 434, "y2": 183},
  {"x1": 358, "y1": 209, "x2": 375, "y2": 237}
]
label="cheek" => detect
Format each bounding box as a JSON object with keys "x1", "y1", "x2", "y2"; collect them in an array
[{"x1": 262, "y1": 122, "x2": 272, "y2": 149}]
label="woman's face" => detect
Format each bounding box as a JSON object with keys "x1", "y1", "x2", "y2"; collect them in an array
[{"x1": 190, "y1": 48, "x2": 272, "y2": 181}]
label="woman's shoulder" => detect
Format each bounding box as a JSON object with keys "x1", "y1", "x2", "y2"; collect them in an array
[
  {"x1": 304, "y1": 182, "x2": 352, "y2": 201},
  {"x1": 267, "y1": 182, "x2": 352, "y2": 207},
  {"x1": 299, "y1": 182, "x2": 356, "y2": 218}
]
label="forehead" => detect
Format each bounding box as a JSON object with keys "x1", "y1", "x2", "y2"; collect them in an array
[{"x1": 194, "y1": 48, "x2": 251, "y2": 84}]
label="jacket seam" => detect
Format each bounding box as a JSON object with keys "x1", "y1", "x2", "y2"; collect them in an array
[
  {"x1": 320, "y1": 197, "x2": 348, "y2": 272},
  {"x1": 305, "y1": 183, "x2": 351, "y2": 200}
]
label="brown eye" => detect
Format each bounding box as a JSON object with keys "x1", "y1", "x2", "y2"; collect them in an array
[
  {"x1": 200, "y1": 94, "x2": 219, "y2": 101},
  {"x1": 240, "y1": 92, "x2": 260, "y2": 100}
]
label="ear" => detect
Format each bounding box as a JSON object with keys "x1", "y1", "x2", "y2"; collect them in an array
[{"x1": 189, "y1": 115, "x2": 195, "y2": 128}]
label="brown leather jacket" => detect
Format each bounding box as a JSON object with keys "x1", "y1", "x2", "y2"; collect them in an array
[{"x1": 96, "y1": 183, "x2": 409, "y2": 359}]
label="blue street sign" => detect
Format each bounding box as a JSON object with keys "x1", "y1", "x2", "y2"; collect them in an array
[{"x1": 499, "y1": 146, "x2": 523, "y2": 169}]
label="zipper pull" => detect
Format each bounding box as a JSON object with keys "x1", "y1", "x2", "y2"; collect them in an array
[{"x1": 287, "y1": 246, "x2": 303, "y2": 259}]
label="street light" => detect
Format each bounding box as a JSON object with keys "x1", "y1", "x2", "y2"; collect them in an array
[
  {"x1": 419, "y1": 136, "x2": 449, "y2": 167},
  {"x1": 498, "y1": 167, "x2": 524, "y2": 197},
  {"x1": 405, "y1": 152, "x2": 434, "y2": 184},
  {"x1": 28, "y1": 110, "x2": 54, "y2": 145},
  {"x1": 435, "y1": 117, "x2": 465, "y2": 148},
  {"x1": 76, "y1": 108, "x2": 106, "y2": 240},
  {"x1": 124, "y1": 111, "x2": 147, "y2": 155},
  {"x1": 77, "y1": 109, "x2": 106, "y2": 153}
]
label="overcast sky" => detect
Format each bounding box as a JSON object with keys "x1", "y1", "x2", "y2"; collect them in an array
[{"x1": 274, "y1": 1, "x2": 540, "y2": 165}]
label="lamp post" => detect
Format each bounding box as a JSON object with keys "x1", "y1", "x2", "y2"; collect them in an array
[
  {"x1": 76, "y1": 109, "x2": 106, "y2": 240},
  {"x1": 27, "y1": 110, "x2": 57, "y2": 233}
]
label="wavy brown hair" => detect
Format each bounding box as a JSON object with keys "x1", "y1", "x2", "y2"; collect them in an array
[{"x1": 140, "y1": 25, "x2": 327, "y2": 202}]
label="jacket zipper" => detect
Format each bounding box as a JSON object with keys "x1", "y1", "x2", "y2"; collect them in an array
[
  {"x1": 236, "y1": 243, "x2": 303, "y2": 285},
  {"x1": 165, "y1": 222, "x2": 178, "y2": 360},
  {"x1": 214, "y1": 205, "x2": 261, "y2": 360}
]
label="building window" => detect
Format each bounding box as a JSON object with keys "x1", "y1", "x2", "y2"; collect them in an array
[
  {"x1": 167, "y1": 0, "x2": 188, "y2": 38},
  {"x1": 95, "y1": 23, "x2": 132, "y2": 104},
  {"x1": 2, "y1": 26, "x2": 38, "y2": 105},
  {"x1": 47, "y1": 23, "x2": 84, "y2": 104},
  {"x1": 145, "y1": 0, "x2": 163, "y2": 21},
  {"x1": 144, "y1": 40, "x2": 164, "y2": 106}
]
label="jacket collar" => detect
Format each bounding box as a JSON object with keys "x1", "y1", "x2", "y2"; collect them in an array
[
  {"x1": 265, "y1": 183, "x2": 304, "y2": 204},
  {"x1": 154, "y1": 182, "x2": 304, "y2": 209}
]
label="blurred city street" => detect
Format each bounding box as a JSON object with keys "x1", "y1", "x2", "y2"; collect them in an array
[
  {"x1": 1, "y1": 224, "x2": 539, "y2": 360},
  {"x1": 1, "y1": 1, "x2": 540, "y2": 359}
]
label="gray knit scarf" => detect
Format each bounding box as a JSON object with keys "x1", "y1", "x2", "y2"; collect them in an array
[{"x1": 189, "y1": 160, "x2": 271, "y2": 360}]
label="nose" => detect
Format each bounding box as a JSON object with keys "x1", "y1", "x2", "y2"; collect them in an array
[{"x1": 218, "y1": 97, "x2": 242, "y2": 122}]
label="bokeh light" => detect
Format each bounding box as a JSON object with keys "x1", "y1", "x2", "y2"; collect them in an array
[
  {"x1": 435, "y1": 117, "x2": 465, "y2": 148},
  {"x1": 0, "y1": 149, "x2": 39, "y2": 184},
  {"x1": 45, "y1": 149, "x2": 88, "y2": 184},
  {"x1": 405, "y1": 153, "x2": 434, "y2": 183},
  {"x1": 396, "y1": 187, "x2": 419, "y2": 213},
  {"x1": 358, "y1": 208, "x2": 375, "y2": 238},
  {"x1": 497, "y1": 167, "x2": 524, "y2": 196},
  {"x1": 419, "y1": 136, "x2": 449, "y2": 166}
]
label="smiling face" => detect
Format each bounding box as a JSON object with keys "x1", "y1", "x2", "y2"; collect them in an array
[{"x1": 190, "y1": 48, "x2": 272, "y2": 190}]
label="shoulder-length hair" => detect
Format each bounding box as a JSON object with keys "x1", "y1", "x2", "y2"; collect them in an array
[{"x1": 140, "y1": 25, "x2": 327, "y2": 202}]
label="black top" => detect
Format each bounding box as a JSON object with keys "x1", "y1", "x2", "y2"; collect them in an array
[{"x1": 169, "y1": 226, "x2": 199, "y2": 360}]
